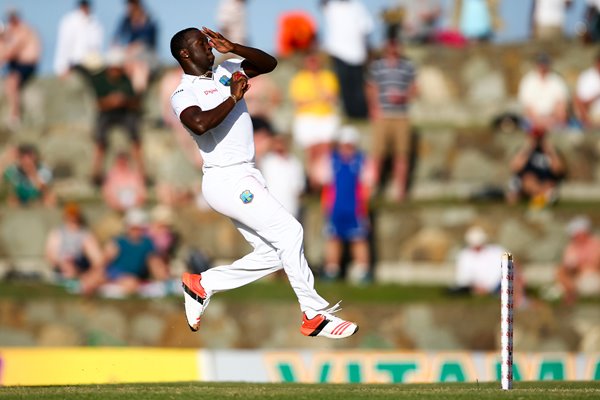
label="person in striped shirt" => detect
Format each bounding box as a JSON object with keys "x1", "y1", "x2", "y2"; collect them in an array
[{"x1": 366, "y1": 38, "x2": 417, "y2": 201}]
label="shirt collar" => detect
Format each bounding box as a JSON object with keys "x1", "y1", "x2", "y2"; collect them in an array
[{"x1": 182, "y1": 71, "x2": 214, "y2": 83}]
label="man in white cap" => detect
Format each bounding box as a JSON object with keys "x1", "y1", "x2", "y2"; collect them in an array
[
  {"x1": 556, "y1": 216, "x2": 600, "y2": 304},
  {"x1": 454, "y1": 226, "x2": 506, "y2": 295}
]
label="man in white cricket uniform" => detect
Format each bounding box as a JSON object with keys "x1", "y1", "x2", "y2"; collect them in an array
[{"x1": 170, "y1": 27, "x2": 358, "y2": 339}]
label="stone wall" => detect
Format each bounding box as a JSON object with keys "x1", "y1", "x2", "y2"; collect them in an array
[{"x1": 1, "y1": 297, "x2": 598, "y2": 353}]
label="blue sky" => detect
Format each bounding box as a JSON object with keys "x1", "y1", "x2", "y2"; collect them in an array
[{"x1": 0, "y1": 0, "x2": 590, "y2": 75}]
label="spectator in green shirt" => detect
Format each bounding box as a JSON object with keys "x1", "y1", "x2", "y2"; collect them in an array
[
  {"x1": 86, "y1": 48, "x2": 145, "y2": 186},
  {"x1": 2, "y1": 144, "x2": 54, "y2": 207}
]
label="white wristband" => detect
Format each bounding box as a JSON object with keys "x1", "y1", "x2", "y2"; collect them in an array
[{"x1": 229, "y1": 94, "x2": 237, "y2": 105}]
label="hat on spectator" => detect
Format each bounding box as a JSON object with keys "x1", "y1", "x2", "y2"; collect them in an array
[
  {"x1": 105, "y1": 48, "x2": 126, "y2": 67},
  {"x1": 338, "y1": 125, "x2": 360, "y2": 145},
  {"x1": 125, "y1": 208, "x2": 148, "y2": 227},
  {"x1": 465, "y1": 226, "x2": 488, "y2": 247},
  {"x1": 566, "y1": 216, "x2": 591, "y2": 237}
]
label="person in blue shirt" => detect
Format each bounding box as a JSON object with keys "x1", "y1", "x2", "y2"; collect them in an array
[
  {"x1": 104, "y1": 208, "x2": 169, "y2": 295},
  {"x1": 114, "y1": 0, "x2": 157, "y2": 50},
  {"x1": 113, "y1": 0, "x2": 158, "y2": 93},
  {"x1": 321, "y1": 126, "x2": 373, "y2": 284}
]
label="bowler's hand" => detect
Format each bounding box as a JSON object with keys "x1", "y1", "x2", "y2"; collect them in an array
[
  {"x1": 202, "y1": 27, "x2": 235, "y2": 54},
  {"x1": 231, "y1": 71, "x2": 250, "y2": 101}
]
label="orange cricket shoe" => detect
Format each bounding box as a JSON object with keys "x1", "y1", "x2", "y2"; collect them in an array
[
  {"x1": 182, "y1": 272, "x2": 210, "y2": 332},
  {"x1": 300, "y1": 302, "x2": 359, "y2": 339}
]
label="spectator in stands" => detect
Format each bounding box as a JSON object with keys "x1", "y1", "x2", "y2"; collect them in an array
[
  {"x1": 321, "y1": 0, "x2": 374, "y2": 119},
  {"x1": 453, "y1": 0, "x2": 500, "y2": 42},
  {"x1": 102, "y1": 150, "x2": 146, "y2": 212},
  {"x1": 518, "y1": 53, "x2": 569, "y2": 132},
  {"x1": 45, "y1": 203, "x2": 105, "y2": 295},
  {"x1": 322, "y1": 126, "x2": 372, "y2": 284},
  {"x1": 574, "y1": 51, "x2": 600, "y2": 129},
  {"x1": 114, "y1": 0, "x2": 158, "y2": 93},
  {"x1": 54, "y1": 0, "x2": 104, "y2": 78},
  {"x1": 507, "y1": 127, "x2": 565, "y2": 209},
  {"x1": 147, "y1": 204, "x2": 179, "y2": 267},
  {"x1": 216, "y1": 0, "x2": 247, "y2": 46},
  {"x1": 103, "y1": 208, "x2": 169, "y2": 297},
  {"x1": 581, "y1": 0, "x2": 600, "y2": 43},
  {"x1": 556, "y1": 216, "x2": 600, "y2": 304},
  {"x1": 289, "y1": 48, "x2": 340, "y2": 189},
  {"x1": 531, "y1": 0, "x2": 572, "y2": 40},
  {"x1": 0, "y1": 10, "x2": 41, "y2": 129},
  {"x1": 454, "y1": 226, "x2": 505, "y2": 295},
  {"x1": 261, "y1": 134, "x2": 305, "y2": 219},
  {"x1": 277, "y1": 11, "x2": 317, "y2": 58},
  {"x1": 453, "y1": 226, "x2": 528, "y2": 307},
  {"x1": 3, "y1": 144, "x2": 54, "y2": 207},
  {"x1": 251, "y1": 116, "x2": 276, "y2": 167},
  {"x1": 397, "y1": 0, "x2": 441, "y2": 44},
  {"x1": 366, "y1": 37, "x2": 417, "y2": 201},
  {"x1": 244, "y1": 73, "x2": 282, "y2": 121},
  {"x1": 89, "y1": 48, "x2": 144, "y2": 185}
]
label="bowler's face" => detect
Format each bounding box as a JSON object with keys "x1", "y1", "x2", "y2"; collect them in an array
[{"x1": 185, "y1": 30, "x2": 215, "y2": 70}]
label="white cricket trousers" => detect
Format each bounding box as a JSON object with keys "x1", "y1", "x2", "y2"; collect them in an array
[{"x1": 200, "y1": 163, "x2": 329, "y2": 313}]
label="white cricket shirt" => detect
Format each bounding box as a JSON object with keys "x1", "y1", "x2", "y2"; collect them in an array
[
  {"x1": 534, "y1": 0, "x2": 570, "y2": 28},
  {"x1": 577, "y1": 67, "x2": 600, "y2": 118},
  {"x1": 518, "y1": 70, "x2": 569, "y2": 117},
  {"x1": 171, "y1": 59, "x2": 255, "y2": 169},
  {"x1": 54, "y1": 9, "x2": 104, "y2": 75},
  {"x1": 455, "y1": 244, "x2": 505, "y2": 292}
]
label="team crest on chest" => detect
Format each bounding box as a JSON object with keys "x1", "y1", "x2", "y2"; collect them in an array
[
  {"x1": 240, "y1": 190, "x2": 254, "y2": 204},
  {"x1": 219, "y1": 75, "x2": 231, "y2": 86}
]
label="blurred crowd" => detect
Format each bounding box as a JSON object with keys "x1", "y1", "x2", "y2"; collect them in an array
[{"x1": 0, "y1": 0, "x2": 599, "y2": 303}]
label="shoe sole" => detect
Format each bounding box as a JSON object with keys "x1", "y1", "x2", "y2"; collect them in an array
[
  {"x1": 182, "y1": 273, "x2": 206, "y2": 333},
  {"x1": 183, "y1": 291, "x2": 201, "y2": 332}
]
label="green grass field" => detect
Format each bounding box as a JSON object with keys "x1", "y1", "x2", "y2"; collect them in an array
[{"x1": 0, "y1": 381, "x2": 599, "y2": 400}]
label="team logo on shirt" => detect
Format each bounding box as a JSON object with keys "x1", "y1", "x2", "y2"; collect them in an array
[
  {"x1": 240, "y1": 190, "x2": 254, "y2": 204},
  {"x1": 219, "y1": 75, "x2": 231, "y2": 86}
]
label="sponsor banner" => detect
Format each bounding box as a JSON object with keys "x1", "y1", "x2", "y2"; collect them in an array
[
  {"x1": 0, "y1": 348, "x2": 202, "y2": 386},
  {"x1": 209, "y1": 351, "x2": 600, "y2": 384},
  {"x1": 1, "y1": 349, "x2": 598, "y2": 386}
]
